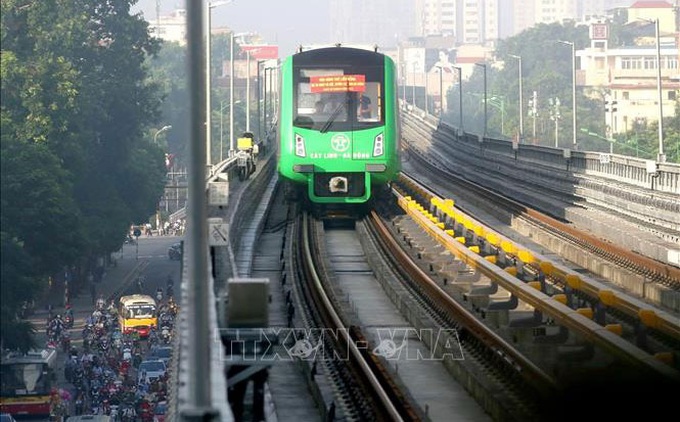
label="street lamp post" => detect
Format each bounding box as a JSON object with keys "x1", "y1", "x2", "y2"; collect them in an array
[
  {"x1": 424, "y1": 70, "x2": 428, "y2": 115},
  {"x1": 205, "y1": 0, "x2": 234, "y2": 167},
  {"x1": 508, "y1": 54, "x2": 523, "y2": 141},
  {"x1": 412, "y1": 61, "x2": 416, "y2": 108},
  {"x1": 475, "y1": 62, "x2": 487, "y2": 138},
  {"x1": 220, "y1": 100, "x2": 227, "y2": 162},
  {"x1": 257, "y1": 60, "x2": 264, "y2": 140},
  {"x1": 229, "y1": 32, "x2": 235, "y2": 155},
  {"x1": 220, "y1": 100, "x2": 241, "y2": 161},
  {"x1": 401, "y1": 64, "x2": 406, "y2": 108},
  {"x1": 435, "y1": 66, "x2": 444, "y2": 118},
  {"x1": 154, "y1": 125, "x2": 172, "y2": 145},
  {"x1": 638, "y1": 18, "x2": 665, "y2": 162},
  {"x1": 558, "y1": 40, "x2": 577, "y2": 149},
  {"x1": 453, "y1": 66, "x2": 463, "y2": 130},
  {"x1": 549, "y1": 97, "x2": 561, "y2": 148},
  {"x1": 264, "y1": 66, "x2": 277, "y2": 132},
  {"x1": 652, "y1": 18, "x2": 664, "y2": 162},
  {"x1": 263, "y1": 67, "x2": 268, "y2": 132},
  {"x1": 246, "y1": 50, "x2": 251, "y2": 132}
]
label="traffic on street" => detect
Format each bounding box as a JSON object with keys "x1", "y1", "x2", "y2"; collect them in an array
[{"x1": 3, "y1": 233, "x2": 183, "y2": 421}]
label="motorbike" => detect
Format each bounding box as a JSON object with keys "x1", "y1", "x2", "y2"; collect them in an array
[
  {"x1": 136, "y1": 276, "x2": 146, "y2": 293},
  {"x1": 100, "y1": 338, "x2": 109, "y2": 354},
  {"x1": 64, "y1": 313, "x2": 74, "y2": 329},
  {"x1": 61, "y1": 332, "x2": 71, "y2": 353},
  {"x1": 160, "y1": 324, "x2": 172, "y2": 344}
]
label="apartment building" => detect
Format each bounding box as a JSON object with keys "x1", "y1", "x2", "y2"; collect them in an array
[
  {"x1": 329, "y1": 0, "x2": 415, "y2": 48},
  {"x1": 578, "y1": 18, "x2": 679, "y2": 135},
  {"x1": 147, "y1": 8, "x2": 187, "y2": 45}
]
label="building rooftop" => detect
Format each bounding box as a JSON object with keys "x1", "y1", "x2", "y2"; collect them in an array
[{"x1": 629, "y1": 1, "x2": 673, "y2": 8}]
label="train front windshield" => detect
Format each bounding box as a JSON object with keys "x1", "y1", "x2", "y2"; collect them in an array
[{"x1": 293, "y1": 66, "x2": 384, "y2": 132}]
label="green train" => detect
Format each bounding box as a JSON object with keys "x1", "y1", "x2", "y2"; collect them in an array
[{"x1": 277, "y1": 46, "x2": 401, "y2": 206}]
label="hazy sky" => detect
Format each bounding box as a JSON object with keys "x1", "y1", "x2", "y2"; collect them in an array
[{"x1": 132, "y1": 0, "x2": 331, "y2": 56}]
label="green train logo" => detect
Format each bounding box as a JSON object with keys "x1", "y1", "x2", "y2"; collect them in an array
[{"x1": 331, "y1": 134, "x2": 350, "y2": 152}]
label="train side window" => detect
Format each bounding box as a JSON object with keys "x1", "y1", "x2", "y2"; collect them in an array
[{"x1": 357, "y1": 82, "x2": 381, "y2": 122}]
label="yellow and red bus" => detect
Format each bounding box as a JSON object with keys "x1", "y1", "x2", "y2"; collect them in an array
[
  {"x1": 119, "y1": 294, "x2": 157, "y2": 338},
  {"x1": 0, "y1": 348, "x2": 57, "y2": 417}
]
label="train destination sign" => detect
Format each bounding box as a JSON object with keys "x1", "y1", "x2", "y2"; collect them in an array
[{"x1": 310, "y1": 74, "x2": 366, "y2": 93}]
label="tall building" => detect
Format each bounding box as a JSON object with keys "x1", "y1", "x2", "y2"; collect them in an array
[
  {"x1": 147, "y1": 8, "x2": 187, "y2": 45},
  {"x1": 329, "y1": 0, "x2": 415, "y2": 49},
  {"x1": 578, "y1": 0, "x2": 632, "y2": 19},
  {"x1": 414, "y1": 0, "x2": 501, "y2": 46},
  {"x1": 534, "y1": 0, "x2": 578, "y2": 24},
  {"x1": 415, "y1": 0, "x2": 457, "y2": 37}
]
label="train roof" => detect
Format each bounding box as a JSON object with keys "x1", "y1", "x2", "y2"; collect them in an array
[
  {"x1": 291, "y1": 45, "x2": 388, "y2": 66},
  {"x1": 296, "y1": 43, "x2": 381, "y2": 53},
  {"x1": 1, "y1": 348, "x2": 57, "y2": 368}
]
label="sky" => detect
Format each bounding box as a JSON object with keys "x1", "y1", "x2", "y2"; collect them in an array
[{"x1": 132, "y1": 0, "x2": 332, "y2": 56}]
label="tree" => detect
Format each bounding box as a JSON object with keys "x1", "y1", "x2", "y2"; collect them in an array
[
  {"x1": 1, "y1": 0, "x2": 167, "y2": 349},
  {"x1": 146, "y1": 41, "x2": 190, "y2": 168},
  {"x1": 147, "y1": 32, "x2": 244, "y2": 168}
]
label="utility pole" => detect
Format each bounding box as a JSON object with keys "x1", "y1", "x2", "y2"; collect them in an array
[
  {"x1": 549, "y1": 97, "x2": 561, "y2": 148},
  {"x1": 605, "y1": 95, "x2": 617, "y2": 154},
  {"x1": 528, "y1": 90, "x2": 538, "y2": 142}
]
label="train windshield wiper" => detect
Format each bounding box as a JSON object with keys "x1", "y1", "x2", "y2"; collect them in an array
[{"x1": 320, "y1": 102, "x2": 345, "y2": 133}]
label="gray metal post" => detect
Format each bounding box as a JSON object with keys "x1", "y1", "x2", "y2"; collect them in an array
[
  {"x1": 229, "y1": 32, "x2": 235, "y2": 155},
  {"x1": 246, "y1": 51, "x2": 250, "y2": 132},
  {"x1": 454, "y1": 66, "x2": 463, "y2": 130},
  {"x1": 184, "y1": 2, "x2": 216, "y2": 419},
  {"x1": 439, "y1": 67, "x2": 443, "y2": 117},
  {"x1": 654, "y1": 19, "x2": 665, "y2": 162},
  {"x1": 475, "y1": 63, "x2": 487, "y2": 138},
  {"x1": 412, "y1": 61, "x2": 416, "y2": 107},
  {"x1": 205, "y1": 5, "x2": 211, "y2": 166},
  {"x1": 257, "y1": 61, "x2": 262, "y2": 140},
  {"x1": 559, "y1": 41, "x2": 577, "y2": 149},
  {"x1": 509, "y1": 54, "x2": 523, "y2": 141}
]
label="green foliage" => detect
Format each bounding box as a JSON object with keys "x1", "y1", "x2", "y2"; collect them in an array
[
  {"x1": 444, "y1": 19, "x2": 677, "y2": 158},
  {"x1": 612, "y1": 100, "x2": 680, "y2": 162},
  {"x1": 147, "y1": 32, "x2": 245, "y2": 167},
  {"x1": 0, "y1": 317, "x2": 38, "y2": 354},
  {"x1": 0, "y1": 136, "x2": 83, "y2": 272},
  {"x1": 0, "y1": 233, "x2": 40, "y2": 353},
  {"x1": 1, "y1": 0, "x2": 167, "y2": 348},
  {"x1": 146, "y1": 41, "x2": 189, "y2": 166}
]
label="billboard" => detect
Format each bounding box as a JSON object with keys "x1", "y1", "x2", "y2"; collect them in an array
[
  {"x1": 403, "y1": 47, "x2": 425, "y2": 74},
  {"x1": 590, "y1": 24, "x2": 608, "y2": 40},
  {"x1": 240, "y1": 45, "x2": 279, "y2": 60},
  {"x1": 426, "y1": 48, "x2": 456, "y2": 73}
]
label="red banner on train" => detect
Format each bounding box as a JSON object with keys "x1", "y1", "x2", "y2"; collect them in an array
[{"x1": 310, "y1": 74, "x2": 366, "y2": 93}]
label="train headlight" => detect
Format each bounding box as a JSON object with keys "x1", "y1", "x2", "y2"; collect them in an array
[
  {"x1": 295, "y1": 134, "x2": 306, "y2": 157},
  {"x1": 373, "y1": 133, "x2": 384, "y2": 157}
]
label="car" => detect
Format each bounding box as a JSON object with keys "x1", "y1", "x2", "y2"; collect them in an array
[
  {"x1": 148, "y1": 345, "x2": 173, "y2": 366},
  {"x1": 0, "y1": 414, "x2": 17, "y2": 422},
  {"x1": 153, "y1": 401, "x2": 168, "y2": 422},
  {"x1": 137, "y1": 359, "x2": 167, "y2": 385},
  {"x1": 168, "y1": 242, "x2": 182, "y2": 260}
]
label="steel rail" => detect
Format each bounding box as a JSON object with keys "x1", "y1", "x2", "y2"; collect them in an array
[
  {"x1": 392, "y1": 188, "x2": 680, "y2": 381},
  {"x1": 367, "y1": 210, "x2": 558, "y2": 394},
  {"x1": 301, "y1": 213, "x2": 406, "y2": 422}
]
